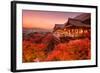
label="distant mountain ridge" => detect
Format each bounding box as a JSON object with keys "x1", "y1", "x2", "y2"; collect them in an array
[{"x1": 23, "y1": 27, "x2": 52, "y2": 33}]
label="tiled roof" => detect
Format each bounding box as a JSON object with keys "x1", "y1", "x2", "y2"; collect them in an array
[
  {"x1": 53, "y1": 13, "x2": 90, "y2": 31},
  {"x1": 74, "y1": 13, "x2": 91, "y2": 22},
  {"x1": 65, "y1": 18, "x2": 90, "y2": 28},
  {"x1": 54, "y1": 24, "x2": 65, "y2": 29}
]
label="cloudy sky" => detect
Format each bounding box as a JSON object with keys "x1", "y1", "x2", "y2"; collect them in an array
[{"x1": 22, "y1": 10, "x2": 83, "y2": 30}]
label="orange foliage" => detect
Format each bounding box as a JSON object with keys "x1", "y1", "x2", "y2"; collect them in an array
[
  {"x1": 46, "y1": 38, "x2": 91, "y2": 61},
  {"x1": 22, "y1": 33, "x2": 91, "y2": 62}
]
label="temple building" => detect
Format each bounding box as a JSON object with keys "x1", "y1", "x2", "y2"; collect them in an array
[{"x1": 53, "y1": 13, "x2": 91, "y2": 38}]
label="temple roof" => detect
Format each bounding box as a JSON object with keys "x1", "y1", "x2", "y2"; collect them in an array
[
  {"x1": 54, "y1": 24, "x2": 65, "y2": 30},
  {"x1": 64, "y1": 13, "x2": 91, "y2": 25},
  {"x1": 53, "y1": 13, "x2": 90, "y2": 31},
  {"x1": 65, "y1": 18, "x2": 90, "y2": 28},
  {"x1": 74, "y1": 13, "x2": 91, "y2": 22}
]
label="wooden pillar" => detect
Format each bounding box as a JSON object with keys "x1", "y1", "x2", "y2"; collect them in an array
[
  {"x1": 78, "y1": 29, "x2": 79, "y2": 35},
  {"x1": 83, "y1": 29, "x2": 84, "y2": 35}
]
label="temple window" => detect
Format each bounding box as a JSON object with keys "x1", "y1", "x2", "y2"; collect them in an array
[
  {"x1": 79, "y1": 29, "x2": 83, "y2": 34},
  {"x1": 84, "y1": 30, "x2": 88, "y2": 33}
]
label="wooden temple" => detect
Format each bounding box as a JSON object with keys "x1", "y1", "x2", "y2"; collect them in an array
[{"x1": 53, "y1": 13, "x2": 91, "y2": 38}]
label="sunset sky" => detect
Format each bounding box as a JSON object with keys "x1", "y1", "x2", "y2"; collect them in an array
[{"x1": 22, "y1": 10, "x2": 83, "y2": 30}]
